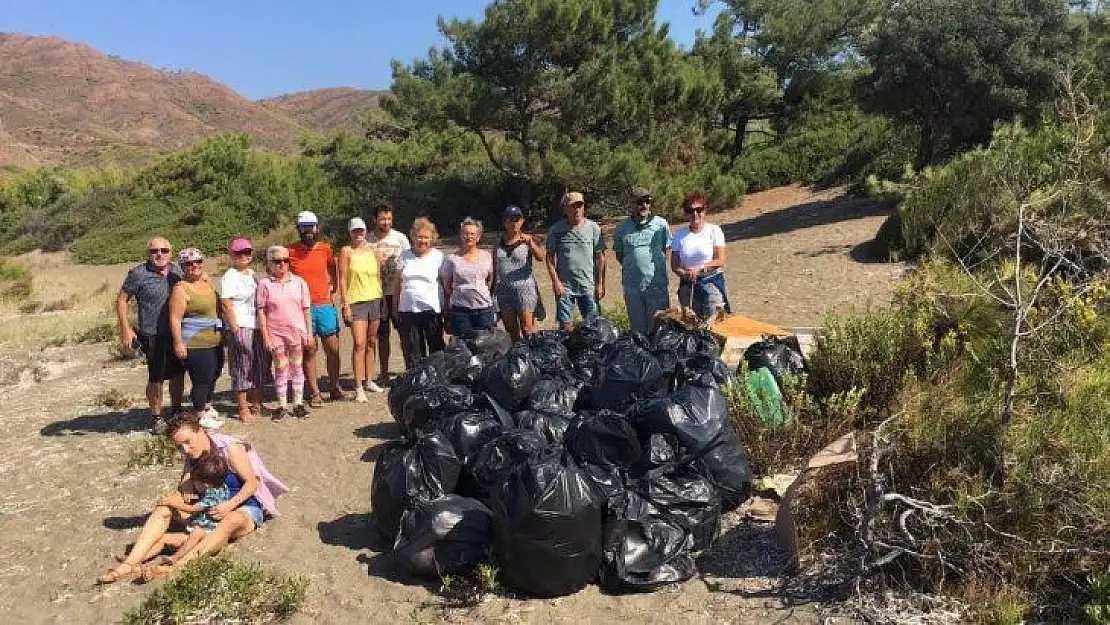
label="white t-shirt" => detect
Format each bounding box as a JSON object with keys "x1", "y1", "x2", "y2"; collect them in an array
[
  {"x1": 220, "y1": 267, "x2": 259, "y2": 329},
  {"x1": 672, "y1": 224, "x2": 725, "y2": 270},
  {"x1": 398, "y1": 249, "x2": 444, "y2": 313}
]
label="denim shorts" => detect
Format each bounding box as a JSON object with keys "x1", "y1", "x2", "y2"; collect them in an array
[
  {"x1": 555, "y1": 292, "x2": 599, "y2": 325},
  {"x1": 448, "y1": 306, "x2": 496, "y2": 338},
  {"x1": 240, "y1": 502, "x2": 265, "y2": 529},
  {"x1": 310, "y1": 304, "x2": 340, "y2": 338}
]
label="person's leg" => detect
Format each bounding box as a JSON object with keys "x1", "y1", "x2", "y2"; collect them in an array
[
  {"x1": 450, "y1": 306, "x2": 473, "y2": 339},
  {"x1": 644, "y1": 284, "x2": 670, "y2": 334},
  {"x1": 623, "y1": 288, "x2": 648, "y2": 336},
  {"x1": 425, "y1": 310, "x2": 446, "y2": 355},
  {"x1": 501, "y1": 308, "x2": 521, "y2": 341},
  {"x1": 351, "y1": 318, "x2": 368, "y2": 390},
  {"x1": 288, "y1": 344, "x2": 306, "y2": 409},
  {"x1": 271, "y1": 342, "x2": 290, "y2": 409},
  {"x1": 555, "y1": 292, "x2": 575, "y2": 332},
  {"x1": 396, "y1": 312, "x2": 417, "y2": 369},
  {"x1": 169, "y1": 510, "x2": 256, "y2": 570},
  {"x1": 145, "y1": 381, "x2": 164, "y2": 417},
  {"x1": 156, "y1": 331, "x2": 187, "y2": 412},
  {"x1": 99, "y1": 504, "x2": 187, "y2": 581},
  {"x1": 321, "y1": 334, "x2": 342, "y2": 399},
  {"x1": 473, "y1": 307, "x2": 496, "y2": 332},
  {"x1": 303, "y1": 306, "x2": 323, "y2": 399},
  {"x1": 519, "y1": 309, "x2": 536, "y2": 338},
  {"x1": 167, "y1": 529, "x2": 207, "y2": 564},
  {"x1": 185, "y1": 348, "x2": 220, "y2": 411},
  {"x1": 365, "y1": 318, "x2": 380, "y2": 386},
  {"x1": 579, "y1": 292, "x2": 599, "y2": 322}
]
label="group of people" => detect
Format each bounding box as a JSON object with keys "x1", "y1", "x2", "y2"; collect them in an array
[
  {"x1": 100, "y1": 186, "x2": 730, "y2": 585},
  {"x1": 116, "y1": 189, "x2": 730, "y2": 427}
]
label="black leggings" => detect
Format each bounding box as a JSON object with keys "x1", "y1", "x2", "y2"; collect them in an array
[
  {"x1": 397, "y1": 311, "x2": 445, "y2": 369},
  {"x1": 184, "y1": 347, "x2": 224, "y2": 410}
]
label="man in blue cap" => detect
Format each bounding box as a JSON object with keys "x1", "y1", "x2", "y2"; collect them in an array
[{"x1": 613, "y1": 186, "x2": 671, "y2": 334}]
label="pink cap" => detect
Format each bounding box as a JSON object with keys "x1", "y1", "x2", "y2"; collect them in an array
[{"x1": 229, "y1": 238, "x2": 253, "y2": 253}]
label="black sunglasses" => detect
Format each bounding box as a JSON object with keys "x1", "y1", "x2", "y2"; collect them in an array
[
  {"x1": 149, "y1": 247, "x2": 171, "y2": 255},
  {"x1": 233, "y1": 249, "x2": 253, "y2": 255},
  {"x1": 637, "y1": 196, "x2": 653, "y2": 205},
  {"x1": 684, "y1": 205, "x2": 706, "y2": 214},
  {"x1": 270, "y1": 258, "x2": 291, "y2": 264},
  {"x1": 182, "y1": 260, "x2": 203, "y2": 267}
]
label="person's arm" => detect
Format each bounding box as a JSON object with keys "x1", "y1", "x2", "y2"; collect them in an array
[
  {"x1": 218, "y1": 275, "x2": 240, "y2": 335},
  {"x1": 524, "y1": 233, "x2": 545, "y2": 262},
  {"x1": 440, "y1": 258, "x2": 454, "y2": 308},
  {"x1": 159, "y1": 490, "x2": 201, "y2": 513},
  {"x1": 327, "y1": 247, "x2": 338, "y2": 298},
  {"x1": 300, "y1": 279, "x2": 314, "y2": 347},
  {"x1": 116, "y1": 288, "x2": 136, "y2": 349},
  {"x1": 594, "y1": 227, "x2": 607, "y2": 301},
  {"x1": 697, "y1": 227, "x2": 727, "y2": 276},
  {"x1": 613, "y1": 227, "x2": 625, "y2": 265},
  {"x1": 168, "y1": 285, "x2": 187, "y2": 359},
  {"x1": 337, "y1": 247, "x2": 352, "y2": 324},
  {"x1": 208, "y1": 444, "x2": 259, "y2": 521},
  {"x1": 256, "y1": 287, "x2": 273, "y2": 353},
  {"x1": 545, "y1": 236, "x2": 564, "y2": 298}
]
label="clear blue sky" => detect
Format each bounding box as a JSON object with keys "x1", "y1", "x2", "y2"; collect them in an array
[{"x1": 1, "y1": 0, "x2": 719, "y2": 100}]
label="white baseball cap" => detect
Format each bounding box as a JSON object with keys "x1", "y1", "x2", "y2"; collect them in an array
[
  {"x1": 296, "y1": 210, "x2": 319, "y2": 227},
  {"x1": 348, "y1": 217, "x2": 367, "y2": 231}
]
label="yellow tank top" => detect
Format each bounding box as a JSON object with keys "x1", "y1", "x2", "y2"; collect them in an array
[
  {"x1": 347, "y1": 246, "x2": 383, "y2": 303},
  {"x1": 181, "y1": 279, "x2": 222, "y2": 349}
]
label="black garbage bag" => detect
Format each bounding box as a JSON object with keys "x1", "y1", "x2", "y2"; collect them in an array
[
  {"x1": 526, "y1": 331, "x2": 570, "y2": 375},
  {"x1": 599, "y1": 505, "x2": 696, "y2": 593},
  {"x1": 566, "y1": 317, "x2": 620, "y2": 358},
  {"x1": 466, "y1": 328, "x2": 512, "y2": 357},
  {"x1": 675, "y1": 353, "x2": 736, "y2": 389},
  {"x1": 628, "y1": 381, "x2": 730, "y2": 461},
  {"x1": 565, "y1": 409, "x2": 642, "y2": 469},
  {"x1": 628, "y1": 465, "x2": 721, "y2": 550},
  {"x1": 528, "y1": 375, "x2": 581, "y2": 414},
  {"x1": 513, "y1": 409, "x2": 572, "y2": 446},
  {"x1": 388, "y1": 365, "x2": 445, "y2": 422},
  {"x1": 421, "y1": 339, "x2": 478, "y2": 381},
  {"x1": 392, "y1": 495, "x2": 494, "y2": 578},
  {"x1": 401, "y1": 384, "x2": 474, "y2": 433},
  {"x1": 591, "y1": 335, "x2": 666, "y2": 411},
  {"x1": 696, "y1": 424, "x2": 753, "y2": 507},
  {"x1": 491, "y1": 451, "x2": 603, "y2": 597},
  {"x1": 743, "y1": 335, "x2": 806, "y2": 389},
  {"x1": 479, "y1": 344, "x2": 539, "y2": 411},
  {"x1": 370, "y1": 430, "x2": 462, "y2": 541},
  {"x1": 650, "y1": 318, "x2": 722, "y2": 360},
  {"x1": 573, "y1": 358, "x2": 600, "y2": 387},
  {"x1": 466, "y1": 429, "x2": 549, "y2": 500},
  {"x1": 431, "y1": 409, "x2": 505, "y2": 467}
]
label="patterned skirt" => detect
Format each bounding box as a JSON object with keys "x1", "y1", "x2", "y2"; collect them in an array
[
  {"x1": 496, "y1": 278, "x2": 540, "y2": 314},
  {"x1": 227, "y1": 327, "x2": 273, "y2": 392}
]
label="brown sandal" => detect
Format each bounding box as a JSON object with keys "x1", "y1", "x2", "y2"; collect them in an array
[
  {"x1": 309, "y1": 395, "x2": 324, "y2": 408},
  {"x1": 96, "y1": 562, "x2": 143, "y2": 585}
]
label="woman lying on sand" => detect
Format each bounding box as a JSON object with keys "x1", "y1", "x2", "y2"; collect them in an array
[{"x1": 97, "y1": 412, "x2": 287, "y2": 584}]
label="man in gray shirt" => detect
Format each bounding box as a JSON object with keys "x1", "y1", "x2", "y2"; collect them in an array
[
  {"x1": 117, "y1": 236, "x2": 185, "y2": 429},
  {"x1": 545, "y1": 191, "x2": 607, "y2": 331}
]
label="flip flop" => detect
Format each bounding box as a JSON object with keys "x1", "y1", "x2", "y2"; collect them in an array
[
  {"x1": 96, "y1": 562, "x2": 142, "y2": 585},
  {"x1": 309, "y1": 395, "x2": 325, "y2": 408}
]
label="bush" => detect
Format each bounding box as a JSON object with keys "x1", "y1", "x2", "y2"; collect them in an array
[
  {"x1": 120, "y1": 555, "x2": 308, "y2": 624},
  {"x1": 124, "y1": 435, "x2": 181, "y2": 470}
]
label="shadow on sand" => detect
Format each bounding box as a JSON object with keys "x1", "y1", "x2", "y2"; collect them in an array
[
  {"x1": 40, "y1": 408, "x2": 152, "y2": 437},
  {"x1": 720, "y1": 196, "x2": 894, "y2": 244}
]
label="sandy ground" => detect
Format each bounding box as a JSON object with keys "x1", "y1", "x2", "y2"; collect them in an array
[{"x1": 0, "y1": 185, "x2": 901, "y2": 623}]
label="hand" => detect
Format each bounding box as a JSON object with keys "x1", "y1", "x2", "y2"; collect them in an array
[
  {"x1": 595, "y1": 283, "x2": 605, "y2": 301},
  {"x1": 209, "y1": 501, "x2": 234, "y2": 521},
  {"x1": 120, "y1": 328, "x2": 137, "y2": 351},
  {"x1": 520, "y1": 233, "x2": 533, "y2": 245},
  {"x1": 174, "y1": 341, "x2": 187, "y2": 360},
  {"x1": 341, "y1": 305, "x2": 352, "y2": 327},
  {"x1": 227, "y1": 324, "x2": 240, "y2": 337},
  {"x1": 553, "y1": 280, "x2": 566, "y2": 299},
  {"x1": 301, "y1": 332, "x2": 313, "y2": 349},
  {"x1": 263, "y1": 340, "x2": 275, "y2": 354},
  {"x1": 159, "y1": 491, "x2": 185, "y2": 508}
]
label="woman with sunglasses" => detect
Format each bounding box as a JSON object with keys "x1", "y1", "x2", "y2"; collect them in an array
[
  {"x1": 168, "y1": 248, "x2": 225, "y2": 426},
  {"x1": 256, "y1": 246, "x2": 313, "y2": 419},
  {"x1": 219, "y1": 238, "x2": 268, "y2": 423},
  {"x1": 495, "y1": 205, "x2": 545, "y2": 340},
  {"x1": 670, "y1": 192, "x2": 731, "y2": 321}
]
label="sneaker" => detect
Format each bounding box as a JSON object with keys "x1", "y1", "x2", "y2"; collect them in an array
[
  {"x1": 273, "y1": 406, "x2": 290, "y2": 421},
  {"x1": 293, "y1": 403, "x2": 310, "y2": 419},
  {"x1": 199, "y1": 406, "x2": 224, "y2": 430},
  {"x1": 354, "y1": 389, "x2": 369, "y2": 403},
  {"x1": 366, "y1": 381, "x2": 385, "y2": 394}
]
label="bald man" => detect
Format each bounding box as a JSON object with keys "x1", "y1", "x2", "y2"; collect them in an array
[{"x1": 117, "y1": 237, "x2": 186, "y2": 431}]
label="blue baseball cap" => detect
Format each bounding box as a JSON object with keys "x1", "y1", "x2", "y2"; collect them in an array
[{"x1": 503, "y1": 205, "x2": 523, "y2": 219}]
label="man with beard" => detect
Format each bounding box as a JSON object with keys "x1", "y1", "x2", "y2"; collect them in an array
[
  {"x1": 612, "y1": 186, "x2": 671, "y2": 335},
  {"x1": 288, "y1": 211, "x2": 343, "y2": 407},
  {"x1": 116, "y1": 236, "x2": 186, "y2": 432},
  {"x1": 365, "y1": 203, "x2": 410, "y2": 384}
]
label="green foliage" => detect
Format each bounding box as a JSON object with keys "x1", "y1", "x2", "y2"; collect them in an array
[
  {"x1": 124, "y1": 435, "x2": 181, "y2": 470},
  {"x1": 120, "y1": 555, "x2": 308, "y2": 624},
  {"x1": 599, "y1": 304, "x2": 631, "y2": 332},
  {"x1": 857, "y1": 0, "x2": 1072, "y2": 167},
  {"x1": 0, "y1": 258, "x2": 33, "y2": 301}
]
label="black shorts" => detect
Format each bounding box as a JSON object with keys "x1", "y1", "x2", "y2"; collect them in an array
[
  {"x1": 138, "y1": 332, "x2": 185, "y2": 383},
  {"x1": 377, "y1": 295, "x2": 397, "y2": 339}
]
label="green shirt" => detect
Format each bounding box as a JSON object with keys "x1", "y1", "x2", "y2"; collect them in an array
[
  {"x1": 613, "y1": 215, "x2": 671, "y2": 291},
  {"x1": 546, "y1": 218, "x2": 606, "y2": 295}
]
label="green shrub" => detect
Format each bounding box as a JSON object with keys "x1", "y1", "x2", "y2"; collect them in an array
[
  {"x1": 124, "y1": 435, "x2": 180, "y2": 470},
  {"x1": 120, "y1": 555, "x2": 308, "y2": 624},
  {"x1": 0, "y1": 258, "x2": 32, "y2": 301},
  {"x1": 599, "y1": 305, "x2": 631, "y2": 333}
]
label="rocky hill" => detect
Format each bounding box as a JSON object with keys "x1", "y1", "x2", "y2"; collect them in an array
[{"x1": 0, "y1": 33, "x2": 378, "y2": 170}]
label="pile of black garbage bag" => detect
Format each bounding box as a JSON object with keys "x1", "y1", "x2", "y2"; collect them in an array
[{"x1": 371, "y1": 320, "x2": 753, "y2": 597}]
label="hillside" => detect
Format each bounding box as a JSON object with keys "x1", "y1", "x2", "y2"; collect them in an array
[
  {"x1": 260, "y1": 87, "x2": 383, "y2": 134},
  {"x1": 0, "y1": 33, "x2": 375, "y2": 170}
]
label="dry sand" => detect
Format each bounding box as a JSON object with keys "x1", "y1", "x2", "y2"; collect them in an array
[{"x1": 0, "y1": 185, "x2": 902, "y2": 623}]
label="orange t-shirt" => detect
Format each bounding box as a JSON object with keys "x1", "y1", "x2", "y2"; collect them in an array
[{"x1": 288, "y1": 242, "x2": 335, "y2": 305}]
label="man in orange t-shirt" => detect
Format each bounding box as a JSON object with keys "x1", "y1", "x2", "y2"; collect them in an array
[{"x1": 289, "y1": 211, "x2": 343, "y2": 406}]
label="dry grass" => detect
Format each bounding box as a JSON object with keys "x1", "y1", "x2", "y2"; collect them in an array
[
  {"x1": 95, "y1": 387, "x2": 137, "y2": 410},
  {"x1": 0, "y1": 252, "x2": 128, "y2": 347}
]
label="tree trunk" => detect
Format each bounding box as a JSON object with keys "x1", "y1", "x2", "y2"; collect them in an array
[
  {"x1": 914, "y1": 122, "x2": 936, "y2": 170},
  {"x1": 728, "y1": 115, "x2": 750, "y2": 167}
]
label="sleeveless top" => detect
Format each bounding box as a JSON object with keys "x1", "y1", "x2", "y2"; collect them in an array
[
  {"x1": 496, "y1": 237, "x2": 534, "y2": 285},
  {"x1": 181, "y1": 279, "x2": 221, "y2": 349},
  {"x1": 346, "y1": 246, "x2": 383, "y2": 304}
]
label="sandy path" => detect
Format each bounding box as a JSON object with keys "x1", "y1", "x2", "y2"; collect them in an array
[{"x1": 0, "y1": 186, "x2": 897, "y2": 623}]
